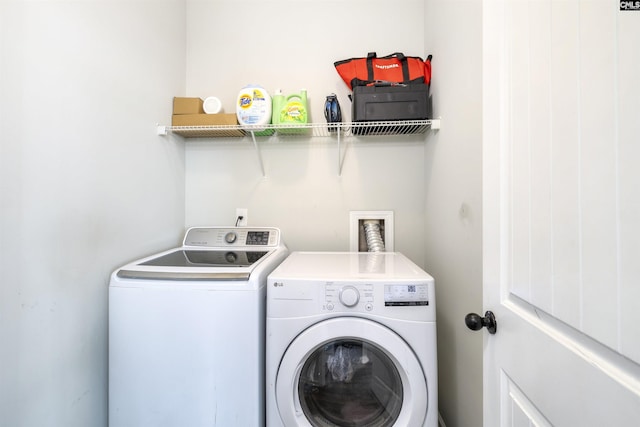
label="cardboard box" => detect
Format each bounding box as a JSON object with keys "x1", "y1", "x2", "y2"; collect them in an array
[
  {"x1": 171, "y1": 113, "x2": 245, "y2": 137},
  {"x1": 173, "y1": 97, "x2": 204, "y2": 115}
]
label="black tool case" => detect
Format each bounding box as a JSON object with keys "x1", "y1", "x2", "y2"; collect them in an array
[{"x1": 351, "y1": 83, "x2": 430, "y2": 135}]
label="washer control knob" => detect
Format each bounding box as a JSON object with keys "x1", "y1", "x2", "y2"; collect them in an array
[
  {"x1": 224, "y1": 232, "x2": 237, "y2": 244},
  {"x1": 339, "y1": 286, "x2": 360, "y2": 307}
]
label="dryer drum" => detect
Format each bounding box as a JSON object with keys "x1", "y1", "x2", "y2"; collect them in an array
[{"x1": 297, "y1": 339, "x2": 403, "y2": 427}]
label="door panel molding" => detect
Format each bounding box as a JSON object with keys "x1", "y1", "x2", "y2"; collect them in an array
[
  {"x1": 500, "y1": 370, "x2": 552, "y2": 427},
  {"x1": 503, "y1": 293, "x2": 640, "y2": 397}
]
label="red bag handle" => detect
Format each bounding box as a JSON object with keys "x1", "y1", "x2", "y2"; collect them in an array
[{"x1": 366, "y1": 52, "x2": 410, "y2": 83}]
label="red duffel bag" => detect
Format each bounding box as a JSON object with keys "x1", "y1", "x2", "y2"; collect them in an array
[{"x1": 334, "y1": 52, "x2": 432, "y2": 90}]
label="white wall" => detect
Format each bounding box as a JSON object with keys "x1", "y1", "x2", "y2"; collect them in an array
[
  {"x1": 183, "y1": 0, "x2": 429, "y2": 262},
  {"x1": 423, "y1": 1, "x2": 483, "y2": 426},
  {"x1": 183, "y1": 1, "x2": 484, "y2": 426},
  {"x1": 0, "y1": 1, "x2": 186, "y2": 425},
  {"x1": 0, "y1": 0, "x2": 484, "y2": 426}
]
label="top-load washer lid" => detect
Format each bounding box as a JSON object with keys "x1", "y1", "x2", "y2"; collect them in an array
[
  {"x1": 139, "y1": 249, "x2": 269, "y2": 268},
  {"x1": 116, "y1": 226, "x2": 284, "y2": 281}
]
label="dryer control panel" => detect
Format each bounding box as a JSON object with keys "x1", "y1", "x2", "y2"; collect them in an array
[
  {"x1": 384, "y1": 284, "x2": 429, "y2": 306},
  {"x1": 324, "y1": 283, "x2": 375, "y2": 312},
  {"x1": 323, "y1": 282, "x2": 430, "y2": 312}
]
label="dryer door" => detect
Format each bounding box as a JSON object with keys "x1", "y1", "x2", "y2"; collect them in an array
[{"x1": 275, "y1": 317, "x2": 428, "y2": 427}]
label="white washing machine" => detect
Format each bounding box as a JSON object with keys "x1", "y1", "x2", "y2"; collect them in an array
[
  {"x1": 109, "y1": 226, "x2": 288, "y2": 427},
  {"x1": 266, "y1": 251, "x2": 437, "y2": 427}
]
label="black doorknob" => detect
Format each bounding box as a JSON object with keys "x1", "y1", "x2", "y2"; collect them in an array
[{"x1": 465, "y1": 311, "x2": 497, "y2": 334}]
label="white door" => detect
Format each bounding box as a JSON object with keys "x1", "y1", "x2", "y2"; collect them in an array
[{"x1": 482, "y1": 0, "x2": 640, "y2": 425}]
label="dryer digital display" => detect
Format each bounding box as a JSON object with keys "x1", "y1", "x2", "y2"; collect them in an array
[{"x1": 384, "y1": 284, "x2": 429, "y2": 306}]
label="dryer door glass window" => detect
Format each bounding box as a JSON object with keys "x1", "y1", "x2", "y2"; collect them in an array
[{"x1": 298, "y1": 339, "x2": 403, "y2": 427}]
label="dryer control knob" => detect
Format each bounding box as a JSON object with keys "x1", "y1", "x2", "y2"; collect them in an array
[{"x1": 339, "y1": 286, "x2": 360, "y2": 307}]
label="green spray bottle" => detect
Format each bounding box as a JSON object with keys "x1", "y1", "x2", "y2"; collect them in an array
[{"x1": 271, "y1": 89, "x2": 285, "y2": 125}]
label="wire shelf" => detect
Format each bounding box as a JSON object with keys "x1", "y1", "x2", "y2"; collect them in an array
[
  {"x1": 156, "y1": 118, "x2": 441, "y2": 177},
  {"x1": 160, "y1": 119, "x2": 440, "y2": 139}
]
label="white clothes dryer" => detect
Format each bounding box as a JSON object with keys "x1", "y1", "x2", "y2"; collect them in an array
[
  {"x1": 266, "y1": 252, "x2": 437, "y2": 427},
  {"x1": 109, "y1": 227, "x2": 288, "y2": 427}
]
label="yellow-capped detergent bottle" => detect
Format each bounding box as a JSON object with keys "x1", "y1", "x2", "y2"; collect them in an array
[
  {"x1": 274, "y1": 89, "x2": 309, "y2": 134},
  {"x1": 236, "y1": 84, "x2": 273, "y2": 136}
]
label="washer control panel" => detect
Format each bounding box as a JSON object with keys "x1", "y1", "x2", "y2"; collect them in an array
[
  {"x1": 324, "y1": 283, "x2": 375, "y2": 312},
  {"x1": 183, "y1": 227, "x2": 280, "y2": 248}
]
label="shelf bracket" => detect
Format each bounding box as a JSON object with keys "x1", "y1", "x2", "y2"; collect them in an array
[
  {"x1": 249, "y1": 131, "x2": 266, "y2": 177},
  {"x1": 337, "y1": 126, "x2": 341, "y2": 176},
  {"x1": 337, "y1": 125, "x2": 347, "y2": 177},
  {"x1": 157, "y1": 125, "x2": 168, "y2": 136}
]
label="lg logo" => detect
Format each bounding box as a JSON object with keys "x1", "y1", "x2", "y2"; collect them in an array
[{"x1": 272, "y1": 282, "x2": 284, "y2": 287}]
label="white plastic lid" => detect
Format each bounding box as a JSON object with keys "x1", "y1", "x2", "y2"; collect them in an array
[{"x1": 203, "y1": 96, "x2": 222, "y2": 114}]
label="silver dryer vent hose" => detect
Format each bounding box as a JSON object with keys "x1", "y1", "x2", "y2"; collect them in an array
[{"x1": 363, "y1": 220, "x2": 385, "y2": 252}]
